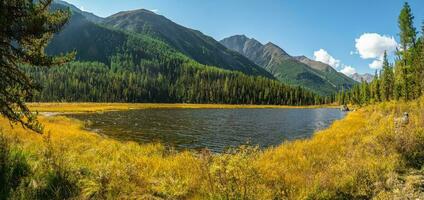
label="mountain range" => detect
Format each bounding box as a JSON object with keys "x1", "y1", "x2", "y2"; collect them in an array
[
  {"x1": 220, "y1": 35, "x2": 356, "y2": 95},
  {"x1": 48, "y1": 0, "x2": 356, "y2": 96},
  {"x1": 26, "y1": 1, "x2": 324, "y2": 105},
  {"x1": 102, "y1": 9, "x2": 273, "y2": 78}
]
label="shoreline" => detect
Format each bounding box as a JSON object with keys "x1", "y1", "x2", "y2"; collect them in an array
[
  {"x1": 1, "y1": 100, "x2": 421, "y2": 198},
  {"x1": 28, "y1": 103, "x2": 349, "y2": 153},
  {"x1": 28, "y1": 102, "x2": 339, "y2": 113}
]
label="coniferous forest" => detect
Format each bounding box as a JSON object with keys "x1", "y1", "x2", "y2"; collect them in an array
[
  {"x1": 24, "y1": 60, "x2": 326, "y2": 105},
  {"x1": 336, "y1": 3, "x2": 424, "y2": 106},
  {"x1": 23, "y1": 28, "x2": 330, "y2": 105}
]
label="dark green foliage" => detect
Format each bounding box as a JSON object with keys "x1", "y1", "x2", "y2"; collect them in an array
[
  {"x1": 371, "y1": 70, "x2": 381, "y2": 102},
  {"x1": 396, "y1": 2, "x2": 418, "y2": 101},
  {"x1": 35, "y1": 170, "x2": 79, "y2": 200},
  {"x1": 0, "y1": 135, "x2": 31, "y2": 200},
  {"x1": 398, "y1": 2, "x2": 417, "y2": 51},
  {"x1": 381, "y1": 51, "x2": 395, "y2": 101},
  {"x1": 0, "y1": 0, "x2": 73, "y2": 132},
  {"x1": 24, "y1": 57, "x2": 326, "y2": 105}
]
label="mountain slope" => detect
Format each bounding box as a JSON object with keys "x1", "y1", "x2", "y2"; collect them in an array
[
  {"x1": 46, "y1": 12, "x2": 125, "y2": 63},
  {"x1": 102, "y1": 9, "x2": 273, "y2": 78},
  {"x1": 47, "y1": 3, "x2": 193, "y2": 64},
  {"x1": 221, "y1": 35, "x2": 356, "y2": 95},
  {"x1": 294, "y1": 56, "x2": 357, "y2": 88}
]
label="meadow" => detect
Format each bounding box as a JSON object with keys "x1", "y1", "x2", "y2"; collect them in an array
[{"x1": 1, "y1": 100, "x2": 423, "y2": 199}]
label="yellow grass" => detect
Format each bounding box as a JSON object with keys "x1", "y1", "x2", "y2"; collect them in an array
[
  {"x1": 1, "y1": 100, "x2": 423, "y2": 199},
  {"x1": 28, "y1": 102, "x2": 338, "y2": 113}
]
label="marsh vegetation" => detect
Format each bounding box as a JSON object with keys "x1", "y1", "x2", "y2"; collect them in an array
[{"x1": 1, "y1": 99, "x2": 424, "y2": 199}]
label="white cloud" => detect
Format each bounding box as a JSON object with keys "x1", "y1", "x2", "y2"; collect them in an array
[
  {"x1": 80, "y1": 6, "x2": 86, "y2": 12},
  {"x1": 369, "y1": 59, "x2": 383, "y2": 69},
  {"x1": 355, "y1": 33, "x2": 398, "y2": 59},
  {"x1": 354, "y1": 33, "x2": 398, "y2": 70},
  {"x1": 150, "y1": 9, "x2": 159, "y2": 13},
  {"x1": 340, "y1": 65, "x2": 356, "y2": 76},
  {"x1": 313, "y1": 48, "x2": 357, "y2": 75},
  {"x1": 313, "y1": 49, "x2": 341, "y2": 68}
]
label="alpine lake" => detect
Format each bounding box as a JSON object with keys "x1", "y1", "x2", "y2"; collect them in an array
[{"x1": 66, "y1": 108, "x2": 346, "y2": 152}]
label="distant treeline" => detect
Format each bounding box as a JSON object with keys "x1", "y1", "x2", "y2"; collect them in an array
[
  {"x1": 336, "y1": 2, "x2": 424, "y2": 105},
  {"x1": 24, "y1": 54, "x2": 332, "y2": 105}
]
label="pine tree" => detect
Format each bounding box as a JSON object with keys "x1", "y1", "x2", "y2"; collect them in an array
[
  {"x1": 419, "y1": 22, "x2": 424, "y2": 95},
  {"x1": 397, "y1": 2, "x2": 417, "y2": 100},
  {"x1": 381, "y1": 51, "x2": 394, "y2": 101},
  {"x1": 399, "y1": 2, "x2": 417, "y2": 51},
  {"x1": 360, "y1": 80, "x2": 370, "y2": 104},
  {"x1": 411, "y1": 24, "x2": 424, "y2": 98},
  {"x1": 0, "y1": 0, "x2": 74, "y2": 132},
  {"x1": 351, "y1": 84, "x2": 362, "y2": 105},
  {"x1": 372, "y1": 70, "x2": 381, "y2": 102}
]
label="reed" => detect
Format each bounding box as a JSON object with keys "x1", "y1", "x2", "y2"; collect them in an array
[{"x1": 0, "y1": 99, "x2": 423, "y2": 199}]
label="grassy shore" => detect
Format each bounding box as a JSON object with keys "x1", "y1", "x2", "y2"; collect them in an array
[
  {"x1": 1, "y1": 100, "x2": 423, "y2": 199},
  {"x1": 28, "y1": 102, "x2": 338, "y2": 113}
]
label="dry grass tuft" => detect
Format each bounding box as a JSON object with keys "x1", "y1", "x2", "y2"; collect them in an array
[{"x1": 1, "y1": 99, "x2": 424, "y2": 199}]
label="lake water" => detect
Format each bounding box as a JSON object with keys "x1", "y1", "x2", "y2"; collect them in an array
[{"x1": 66, "y1": 108, "x2": 346, "y2": 152}]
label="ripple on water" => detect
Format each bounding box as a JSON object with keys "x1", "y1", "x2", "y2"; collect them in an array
[{"x1": 66, "y1": 108, "x2": 346, "y2": 152}]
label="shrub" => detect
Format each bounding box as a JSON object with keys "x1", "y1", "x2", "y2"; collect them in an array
[
  {"x1": 0, "y1": 133, "x2": 31, "y2": 200},
  {"x1": 34, "y1": 135, "x2": 80, "y2": 200},
  {"x1": 35, "y1": 170, "x2": 79, "y2": 200}
]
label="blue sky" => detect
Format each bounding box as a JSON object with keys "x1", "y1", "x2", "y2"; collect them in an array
[{"x1": 64, "y1": 0, "x2": 424, "y2": 75}]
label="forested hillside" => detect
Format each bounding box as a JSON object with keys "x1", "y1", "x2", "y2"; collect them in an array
[{"x1": 28, "y1": 3, "x2": 328, "y2": 105}]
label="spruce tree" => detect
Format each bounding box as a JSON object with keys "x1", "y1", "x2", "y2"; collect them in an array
[
  {"x1": 373, "y1": 70, "x2": 381, "y2": 102},
  {"x1": 399, "y1": 2, "x2": 417, "y2": 51},
  {"x1": 360, "y1": 80, "x2": 370, "y2": 104},
  {"x1": 411, "y1": 23, "x2": 424, "y2": 98},
  {"x1": 420, "y1": 22, "x2": 424, "y2": 95},
  {"x1": 397, "y1": 2, "x2": 417, "y2": 100},
  {"x1": 0, "y1": 0, "x2": 74, "y2": 132},
  {"x1": 381, "y1": 51, "x2": 394, "y2": 101}
]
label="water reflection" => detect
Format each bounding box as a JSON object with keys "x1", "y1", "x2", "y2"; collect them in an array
[{"x1": 66, "y1": 108, "x2": 346, "y2": 152}]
